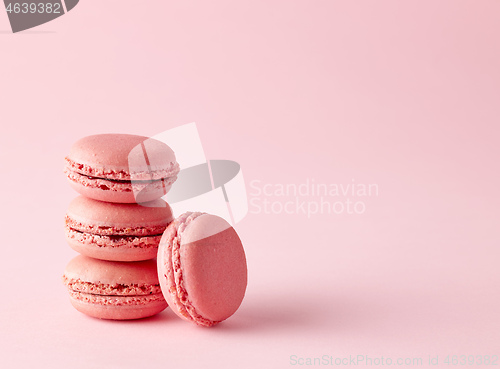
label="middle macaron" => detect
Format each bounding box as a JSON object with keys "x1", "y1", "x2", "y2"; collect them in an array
[{"x1": 65, "y1": 196, "x2": 174, "y2": 262}]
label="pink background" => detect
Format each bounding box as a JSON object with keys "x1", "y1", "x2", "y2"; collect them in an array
[{"x1": 1, "y1": 1, "x2": 499, "y2": 368}]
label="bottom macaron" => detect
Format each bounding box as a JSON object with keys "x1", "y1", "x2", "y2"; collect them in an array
[
  {"x1": 157, "y1": 212, "x2": 247, "y2": 327},
  {"x1": 63, "y1": 255, "x2": 168, "y2": 320}
]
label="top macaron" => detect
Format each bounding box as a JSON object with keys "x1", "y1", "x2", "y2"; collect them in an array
[{"x1": 65, "y1": 134, "x2": 180, "y2": 203}]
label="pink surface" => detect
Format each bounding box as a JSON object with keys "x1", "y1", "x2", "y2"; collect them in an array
[
  {"x1": 1, "y1": 0, "x2": 499, "y2": 368},
  {"x1": 158, "y1": 212, "x2": 247, "y2": 326}
]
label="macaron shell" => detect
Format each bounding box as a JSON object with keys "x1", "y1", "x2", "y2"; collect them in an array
[
  {"x1": 66, "y1": 134, "x2": 178, "y2": 180},
  {"x1": 69, "y1": 294, "x2": 168, "y2": 320},
  {"x1": 180, "y1": 215, "x2": 247, "y2": 323},
  {"x1": 181, "y1": 213, "x2": 234, "y2": 244},
  {"x1": 64, "y1": 255, "x2": 160, "y2": 286},
  {"x1": 66, "y1": 196, "x2": 173, "y2": 231}
]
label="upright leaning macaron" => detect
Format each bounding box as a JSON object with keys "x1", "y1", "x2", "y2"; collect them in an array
[
  {"x1": 64, "y1": 134, "x2": 180, "y2": 203},
  {"x1": 65, "y1": 196, "x2": 174, "y2": 262},
  {"x1": 63, "y1": 255, "x2": 168, "y2": 320},
  {"x1": 157, "y1": 212, "x2": 247, "y2": 327}
]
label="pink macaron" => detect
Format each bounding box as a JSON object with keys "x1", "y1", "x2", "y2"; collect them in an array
[
  {"x1": 65, "y1": 196, "x2": 174, "y2": 262},
  {"x1": 64, "y1": 134, "x2": 180, "y2": 203},
  {"x1": 157, "y1": 212, "x2": 247, "y2": 327},
  {"x1": 63, "y1": 255, "x2": 168, "y2": 320}
]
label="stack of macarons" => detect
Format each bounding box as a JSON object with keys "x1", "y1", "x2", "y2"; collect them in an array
[{"x1": 62, "y1": 134, "x2": 247, "y2": 326}]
